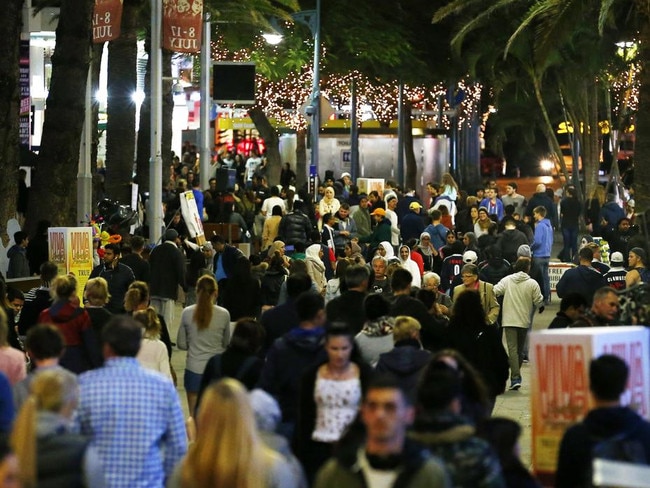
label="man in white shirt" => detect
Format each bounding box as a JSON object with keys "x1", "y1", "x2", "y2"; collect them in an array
[
  {"x1": 245, "y1": 149, "x2": 262, "y2": 187},
  {"x1": 261, "y1": 185, "x2": 286, "y2": 217}
]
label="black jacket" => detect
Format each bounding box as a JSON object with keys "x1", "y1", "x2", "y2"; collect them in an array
[
  {"x1": 556, "y1": 265, "x2": 607, "y2": 304},
  {"x1": 390, "y1": 295, "x2": 446, "y2": 352},
  {"x1": 375, "y1": 339, "x2": 431, "y2": 399},
  {"x1": 89, "y1": 262, "x2": 135, "y2": 314},
  {"x1": 446, "y1": 324, "x2": 509, "y2": 398},
  {"x1": 258, "y1": 327, "x2": 326, "y2": 422},
  {"x1": 326, "y1": 290, "x2": 367, "y2": 333},
  {"x1": 18, "y1": 287, "x2": 53, "y2": 335},
  {"x1": 279, "y1": 211, "x2": 313, "y2": 246},
  {"x1": 119, "y1": 253, "x2": 150, "y2": 282},
  {"x1": 556, "y1": 407, "x2": 650, "y2": 488},
  {"x1": 148, "y1": 241, "x2": 186, "y2": 300}
]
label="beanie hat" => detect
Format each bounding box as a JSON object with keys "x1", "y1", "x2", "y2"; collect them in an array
[{"x1": 517, "y1": 245, "x2": 532, "y2": 258}]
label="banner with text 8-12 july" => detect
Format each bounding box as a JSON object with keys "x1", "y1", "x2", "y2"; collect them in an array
[
  {"x1": 48, "y1": 228, "x2": 94, "y2": 305},
  {"x1": 163, "y1": 0, "x2": 203, "y2": 53}
]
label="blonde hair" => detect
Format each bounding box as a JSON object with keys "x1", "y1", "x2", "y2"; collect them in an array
[
  {"x1": 194, "y1": 275, "x2": 217, "y2": 330},
  {"x1": 133, "y1": 307, "x2": 161, "y2": 340},
  {"x1": 51, "y1": 275, "x2": 77, "y2": 301},
  {"x1": 181, "y1": 379, "x2": 275, "y2": 488},
  {"x1": 393, "y1": 316, "x2": 421, "y2": 342},
  {"x1": 441, "y1": 172, "x2": 459, "y2": 193},
  {"x1": 124, "y1": 281, "x2": 149, "y2": 312},
  {"x1": 84, "y1": 277, "x2": 110, "y2": 305},
  {"x1": 11, "y1": 370, "x2": 79, "y2": 488},
  {"x1": 589, "y1": 185, "x2": 606, "y2": 206}
]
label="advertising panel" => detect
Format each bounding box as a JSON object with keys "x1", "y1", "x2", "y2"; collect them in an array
[
  {"x1": 530, "y1": 327, "x2": 650, "y2": 481},
  {"x1": 180, "y1": 191, "x2": 205, "y2": 244},
  {"x1": 48, "y1": 228, "x2": 94, "y2": 303}
]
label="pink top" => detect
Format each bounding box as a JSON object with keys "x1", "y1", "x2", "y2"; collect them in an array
[{"x1": 0, "y1": 347, "x2": 27, "y2": 386}]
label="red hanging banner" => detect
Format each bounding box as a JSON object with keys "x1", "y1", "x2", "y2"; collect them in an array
[
  {"x1": 92, "y1": 0, "x2": 124, "y2": 43},
  {"x1": 162, "y1": 0, "x2": 203, "y2": 53}
]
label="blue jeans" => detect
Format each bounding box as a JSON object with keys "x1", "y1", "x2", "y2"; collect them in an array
[
  {"x1": 534, "y1": 256, "x2": 551, "y2": 302},
  {"x1": 561, "y1": 227, "x2": 578, "y2": 262}
]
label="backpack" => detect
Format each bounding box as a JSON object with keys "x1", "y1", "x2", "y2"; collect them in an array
[{"x1": 590, "y1": 431, "x2": 648, "y2": 487}]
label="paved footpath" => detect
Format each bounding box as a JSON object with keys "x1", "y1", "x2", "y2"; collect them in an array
[
  {"x1": 170, "y1": 299, "x2": 561, "y2": 469},
  {"x1": 492, "y1": 300, "x2": 560, "y2": 468}
]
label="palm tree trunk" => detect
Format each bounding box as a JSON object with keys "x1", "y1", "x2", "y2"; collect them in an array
[
  {"x1": 28, "y1": 0, "x2": 94, "y2": 231},
  {"x1": 402, "y1": 100, "x2": 417, "y2": 191},
  {"x1": 249, "y1": 106, "x2": 281, "y2": 186},
  {"x1": 104, "y1": 0, "x2": 140, "y2": 205},
  {"x1": 296, "y1": 128, "x2": 307, "y2": 188},
  {"x1": 135, "y1": 33, "x2": 151, "y2": 192},
  {"x1": 0, "y1": 0, "x2": 24, "y2": 231},
  {"x1": 532, "y1": 75, "x2": 571, "y2": 182}
]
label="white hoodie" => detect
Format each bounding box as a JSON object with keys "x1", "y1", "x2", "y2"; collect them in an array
[{"x1": 494, "y1": 271, "x2": 544, "y2": 328}]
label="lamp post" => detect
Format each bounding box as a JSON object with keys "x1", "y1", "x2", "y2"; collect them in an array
[
  {"x1": 293, "y1": 0, "x2": 321, "y2": 183},
  {"x1": 149, "y1": 0, "x2": 163, "y2": 244},
  {"x1": 199, "y1": 12, "x2": 211, "y2": 191}
]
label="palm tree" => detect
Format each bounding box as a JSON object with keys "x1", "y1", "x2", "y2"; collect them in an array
[
  {"x1": 105, "y1": 0, "x2": 144, "y2": 205},
  {"x1": 434, "y1": 0, "x2": 650, "y2": 210},
  {"x1": 0, "y1": 0, "x2": 24, "y2": 230},
  {"x1": 28, "y1": 0, "x2": 95, "y2": 230}
]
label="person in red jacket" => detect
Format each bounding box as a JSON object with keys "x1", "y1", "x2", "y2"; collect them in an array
[{"x1": 39, "y1": 275, "x2": 99, "y2": 373}]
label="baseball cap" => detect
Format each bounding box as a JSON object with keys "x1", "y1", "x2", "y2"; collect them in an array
[
  {"x1": 463, "y1": 250, "x2": 478, "y2": 264},
  {"x1": 201, "y1": 242, "x2": 214, "y2": 252},
  {"x1": 370, "y1": 208, "x2": 386, "y2": 217},
  {"x1": 341, "y1": 172, "x2": 351, "y2": 179},
  {"x1": 610, "y1": 251, "x2": 624, "y2": 266},
  {"x1": 409, "y1": 202, "x2": 422, "y2": 210}
]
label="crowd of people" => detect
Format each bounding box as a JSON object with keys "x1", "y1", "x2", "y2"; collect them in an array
[{"x1": 0, "y1": 159, "x2": 648, "y2": 487}]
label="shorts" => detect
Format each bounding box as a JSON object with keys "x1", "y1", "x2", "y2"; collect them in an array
[{"x1": 183, "y1": 369, "x2": 203, "y2": 393}]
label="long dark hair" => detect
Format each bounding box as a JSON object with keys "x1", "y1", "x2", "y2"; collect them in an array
[{"x1": 449, "y1": 290, "x2": 488, "y2": 330}]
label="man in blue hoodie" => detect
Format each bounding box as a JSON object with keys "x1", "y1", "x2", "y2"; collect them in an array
[{"x1": 531, "y1": 206, "x2": 553, "y2": 304}]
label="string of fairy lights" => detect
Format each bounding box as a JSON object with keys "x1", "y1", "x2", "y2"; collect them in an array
[
  {"x1": 202, "y1": 32, "x2": 640, "y2": 140},
  {"x1": 206, "y1": 36, "x2": 484, "y2": 131}
]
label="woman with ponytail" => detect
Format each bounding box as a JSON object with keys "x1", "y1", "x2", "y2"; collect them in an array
[
  {"x1": 132, "y1": 307, "x2": 173, "y2": 381},
  {"x1": 10, "y1": 369, "x2": 105, "y2": 487},
  {"x1": 177, "y1": 275, "x2": 231, "y2": 415}
]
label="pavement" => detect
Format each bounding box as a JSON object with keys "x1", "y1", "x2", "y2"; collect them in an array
[
  {"x1": 168, "y1": 231, "x2": 567, "y2": 469},
  {"x1": 168, "y1": 298, "x2": 561, "y2": 469}
]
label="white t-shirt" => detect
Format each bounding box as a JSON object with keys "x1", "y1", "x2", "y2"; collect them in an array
[
  {"x1": 358, "y1": 450, "x2": 399, "y2": 488},
  {"x1": 245, "y1": 157, "x2": 261, "y2": 181},
  {"x1": 261, "y1": 196, "x2": 286, "y2": 216}
]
